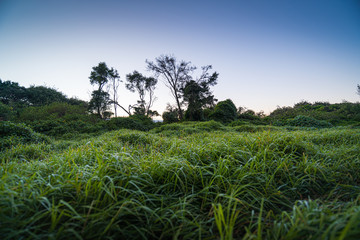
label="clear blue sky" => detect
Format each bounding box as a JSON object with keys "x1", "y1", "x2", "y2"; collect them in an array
[{"x1": 1, "y1": 0, "x2": 359, "y2": 116}]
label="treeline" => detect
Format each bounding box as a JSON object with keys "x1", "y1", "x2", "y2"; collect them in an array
[
  {"x1": 1, "y1": 54, "x2": 360, "y2": 138},
  {"x1": 86, "y1": 55, "x2": 219, "y2": 122}
]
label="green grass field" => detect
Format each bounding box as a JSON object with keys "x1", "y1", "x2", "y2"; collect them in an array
[{"x1": 1, "y1": 122, "x2": 359, "y2": 239}]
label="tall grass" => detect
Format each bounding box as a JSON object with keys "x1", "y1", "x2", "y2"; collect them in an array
[{"x1": 0, "y1": 124, "x2": 359, "y2": 239}]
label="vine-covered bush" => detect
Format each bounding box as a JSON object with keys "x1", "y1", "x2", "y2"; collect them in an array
[{"x1": 209, "y1": 99, "x2": 237, "y2": 123}]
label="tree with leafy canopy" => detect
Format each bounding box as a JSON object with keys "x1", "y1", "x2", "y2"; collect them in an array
[
  {"x1": 147, "y1": 54, "x2": 218, "y2": 120},
  {"x1": 88, "y1": 62, "x2": 113, "y2": 118},
  {"x1": 126, "y1": 71, "x2": 158, "y2": 117},
  {"x1": 0, "y1": 79, "x2": 27, "y2": 105},
  {"x1": 89, "y1": 62, "x2": 131, "y2": 118},
  {"x1": 183, "y1": 65, "x2": 218, "y2": 121},
  {"x1": 26, "y1": 86, "x2": 68, "y2": 106}
]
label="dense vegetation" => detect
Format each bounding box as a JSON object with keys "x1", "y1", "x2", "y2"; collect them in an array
[
  {"x1": 0, "y1": 121, "x2": 359, "y2": 239},
  {"x1": 1, "y1": 61, "x2": 359, "y2": 238}
]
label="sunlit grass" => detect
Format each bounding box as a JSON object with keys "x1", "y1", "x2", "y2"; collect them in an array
[{"x1": 0, "y1": 125, "x2": 359, "y2": 239}]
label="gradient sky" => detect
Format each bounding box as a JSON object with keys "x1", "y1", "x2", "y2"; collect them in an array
[{"x1": 1, "y1": 0, "x2": 360, "y2": 117}]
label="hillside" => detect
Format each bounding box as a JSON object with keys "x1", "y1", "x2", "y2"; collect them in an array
[{"x1": 1, "y1": 122, "x2": 359, "y2": 239}]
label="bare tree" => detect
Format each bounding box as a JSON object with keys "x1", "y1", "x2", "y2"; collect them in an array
[
  {"x1": 146, "y1": 55, "x2": 195, "y2": 120},
  {"x1": 108, "y1": 68, "x2": 121, "y2": 117}
]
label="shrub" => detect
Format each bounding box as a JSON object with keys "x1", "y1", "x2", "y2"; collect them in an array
[
  {"x1": 105, "y1": 117, "x2": 149, "y2": 131},
  {"x1": 162, "y1": 107, "x2": 179, "y2": 123},
  {"x1": 209, "y1": 99, "x2": 237, "y2": 123},
  {"x1": 0, "y1": 102, "x2": 13, "y2": 121},
  {"x1": 287, "y1": 115, "x2": 332, "y2": 128},
  {"x1": 0, "y1": 121, "x2": 50, "y2": 150}
]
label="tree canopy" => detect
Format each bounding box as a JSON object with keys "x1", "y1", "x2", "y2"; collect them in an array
[
  {"x1": 183, "y1": 65, "x2": 218, "y2": 121},
  {"x1": 126, "y1": 71, "x2": 158, "y2": 117},
  {"x1": 147, "y1": 54, "x2": 218, "y2": 120}
]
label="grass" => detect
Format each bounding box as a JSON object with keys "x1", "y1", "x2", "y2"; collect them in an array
[{"x1": 0, "y1": 123, "x2": 359, "y2": 239}]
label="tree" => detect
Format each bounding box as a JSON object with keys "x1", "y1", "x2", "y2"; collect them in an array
[
  {"x1": 88, "y1": 90, "x2": 112, "y2": 119},
  {"x1": 183, "y1": 65, "x2": 218, "y2": 121},
  {"x1": 89, "y1": 62, "x2": 110, "y2": 92},
  {"x1": 162, "y1": 104, "x2": 179, "y2": 123},
  {"x1": 0, "y1": 79, "x2": 27, "y2": 105},
  {"x1": 147, "y1": 55, "x2": 218, "y2": 121},
  {"x1": 126, "y1": 71, "x2": 158, "y2": 117},
  {"x1": 89, "y1": 62, "x2": 113, "y2": 118},
  {"x1": 108, "y1": 68, "x2": 121, "y2": 117},
  {"x1": 89, "y1": 62, "x2": 131, "y2": 117},
  {"x1": 26, "y1": 86, "x2": 67, "y2": 106},
  {"x1": 147, "y1": 55, "x2": 195, "y2": 120},
  {"x1": 357, "y1": 84, "x2": 360, "y2": 96}
]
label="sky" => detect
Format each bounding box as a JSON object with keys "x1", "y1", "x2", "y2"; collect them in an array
[{"x1": 1, "y1": 0, "x2": 360, "y2": 117}]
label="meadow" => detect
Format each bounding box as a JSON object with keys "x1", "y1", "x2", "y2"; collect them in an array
[{"x1": 1, "y1": 121, "x2": 360, "y2": 239}]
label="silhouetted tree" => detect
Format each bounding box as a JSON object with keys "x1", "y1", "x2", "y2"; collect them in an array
[
  {"x1": 126, "y1": 71, "x2": 158, "y2": 117},
  {"x1": 88, "y1": 90, "x2": 112, "y2": 119},
  {"x1": 183, "y1": 65, "x2": 218, "y2": 121},
  {"x1": 147, "y1": 55, "x2": 218, "y2": 120},
  {"x1": 147, "y1": 55, "x2": 195, "y2": 120},
  {"x1": 89, "y1": 62, "x2": 131, "y2": 117},
  {"x1": 357, "y1": 84, "x2": 360, "y2": 96},
  {"x1": 89, "y1": 62, "x2": 113, "y2": 118}
]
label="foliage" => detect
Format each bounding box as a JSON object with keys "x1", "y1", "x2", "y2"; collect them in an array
[
  {"x1": 209, "y1": 99, "x2": 237, "y2": 123},
  {"x1": 269, "y1": 101, "x2": 360, "y2": 125},
  {"x1": 284, "y1": 115, "x2": 333, "y2": 128},
  {"x1": 183, "y1": 66, "x2": 218, "y2": 121},
  {"x1": 147, "y1": 55, "x2": 218, "y2": 121},
  {"x1": 88, "y1": 62, "x2": 114, "y2": 118},
  {"x1": 89, "y1": 62, "x2": 111, "y2": 90},
  {"x1": 0, "y1": 121, "x2": 50, "y2": 150},
  {"x1": 147, "y1": 55, "x2": 195, "y2": 120},
  {"x1": 26, "y1": 85, "x2": 68, "y2": 106},
  {"x1": 162, "y1": 104, "x2": 180, "y2": 124},
  {"x1": 88, "y1": 90, "x2": 112, "y2": 119},
  {"x1": 106, "y1": 116, "x2": 156, "y2": 132},
  {"x1": 126, "y1": 71, "x2": 158, "y2": 117},
  {"x1": 0, "y1": 102, "x2": 13, "y2": 121},
  {"x1": 18, "y1": 102, "x2": 89, "y2": 122},
  {"x1": 0, "y1": 126, "x2": 359, "y2": 239},
  {"x1": 0, "y1": 79, "x2": 27, "y2": 105}
]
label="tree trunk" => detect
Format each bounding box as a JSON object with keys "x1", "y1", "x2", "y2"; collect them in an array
[
  {"x1": 114, "y1": 102, "x2": 131, "y2": 116},
  {"x1": 175, "y1": 91, "x2": 183, "y2": 120}
]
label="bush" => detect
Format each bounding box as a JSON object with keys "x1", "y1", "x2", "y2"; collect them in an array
[
  {"x1": 0, "y1": 121, "x2": 51, "y2": 150},
  {"x1": 0, "y1": 102, "x2": 13, "y2": 121},
  {"x1": 162, "y1": 107, "x2": 179, "y2": 123},
  {"x1": 105, "y1": 117, "x2": 149, "y2": 131},
  {"x1": 286, "y1": 115, "x2": 332, "y2": 128},
  {"x1": 209, "y1": 99, "x2": 237, "y2": 123}
]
